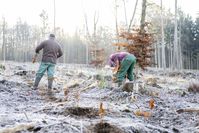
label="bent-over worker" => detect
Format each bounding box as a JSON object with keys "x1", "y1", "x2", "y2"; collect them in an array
[{"x1": 108, "y1": 51, "x2": 136, "y2": 86}]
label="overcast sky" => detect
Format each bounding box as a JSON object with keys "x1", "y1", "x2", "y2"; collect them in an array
[{"x1": 0, "y1": 0, "x2": 198, "y2": 34}]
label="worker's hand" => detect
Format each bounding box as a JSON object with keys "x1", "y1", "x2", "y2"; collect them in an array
[
  {"x1": 112, "y1": 73, "x2": 118, "y2": 82},
  {"x1": 112, "y1": 76, "x2": 117, "y2": 82},
  {"x1": 113, "y1": 66, "x2": 120, "y2": 73},
  {"x1": 32, "y1": 53, "x2": 38, "y2": 63},
  {"x1": 112, "y1": 67, "x2": 117, "y2": 73},
  {"x1": 32, "y1": 57, "x2": 36, "y2": 63}
]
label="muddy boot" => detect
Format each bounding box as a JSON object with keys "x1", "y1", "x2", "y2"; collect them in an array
[
  {"x1": 118, "y1": 81, "x2": 123, "y2": 87},
  {"x1": 118, "y1": 80, "x2": 127, "y2": 88},
  {"x1": 46, "y1": 89, "x2": 57, "y2": 101},
  {"x1": 33, "y1": 76, "x2": 42, "y2": 90},
  {"x1": 48, "y1": 78, "x2": 53, "y2": 90},
  {"x1": 47, "y1": 89, "x2": 53, "y2": 97},
  {"x1": 47, "y1": 79, "x2": 55, "y2": 99}
]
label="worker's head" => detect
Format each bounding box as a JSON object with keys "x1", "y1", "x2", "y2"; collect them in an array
[
  {"x1": 49, "y1": 34, "x2": 55, "y2": 39},
  {"x1": 109, "y1": 54, "x2": 116, "y2": 67}
]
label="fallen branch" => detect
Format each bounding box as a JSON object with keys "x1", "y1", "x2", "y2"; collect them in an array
[
  {"x1": 176, "y1": 108, "x2": 199, "y2": 113},
  {"x1": 65, "y1": 72, "x2": 73, "y2": 76},
  {"x1": 33, "y1": 101, "x2": 69, "y2": 113},
  {"x1": 0, "y1": 123, "x2": 34, "y2": 133},
  {"x1": 134, "y1": 110, "x2": 151, "y2": 118},
  {"x1": 23, "y1": 112, "x2": 30, "y2": 121},
  {"x1": 67, "y1": 80, "x2": 80, "y2": 88},
  {"x1": 81, "y1": 81, "x2": 98, "y2": 92}
]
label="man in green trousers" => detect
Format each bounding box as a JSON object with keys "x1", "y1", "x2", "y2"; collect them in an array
[
  {"x1": 32, "y1": 34, "x2": 63, "y2": 96},
  {"x1": 108, "y1": 51, "x2": 136, "y2": 86}
]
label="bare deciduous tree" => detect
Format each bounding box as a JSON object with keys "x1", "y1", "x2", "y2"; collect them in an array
[
  {"x1": 140, "y1": 0, "x2": 146, "y2": 34},
  {"x1": 128, "y1": 0, "x2": 138, "y2": 32},
  {"x1": 39, "y1": 10, "x2": 49, "y2": 39}
]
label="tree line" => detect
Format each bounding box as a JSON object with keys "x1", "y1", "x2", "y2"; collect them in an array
[
  {"x1": 0, "y1": 9, "x2": 114, "y2": 65},
  {"x1": 0, "y1": 5, "x2": 198, "y2": 70},
  {"x1": 147, "y1": 3, "x2": 199, "y2": 70}
]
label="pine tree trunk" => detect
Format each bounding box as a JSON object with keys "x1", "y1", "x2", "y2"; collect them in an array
[
  {"x1": 2, "y1": 17, "x2": 6, "y2": 63},
  {"x1": 157, "y1": 40, "x2": 161, "y2": 68},
  {"x1": 154, "y1": 43, "x2": 158, "y2": 68},
  {"x1": 173, "y1": 0, "x2": 178, "y2": 70},
  {"x1": 179, "y1": 19, "x2": 183, "y2": 69},
  {"x1": 161, "y1": 0, "x2": 166, "y2": 70}
]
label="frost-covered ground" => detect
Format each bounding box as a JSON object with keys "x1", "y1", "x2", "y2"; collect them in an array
[{"x1": 0, "y1": 62, "x2": 199, "y2": 133}]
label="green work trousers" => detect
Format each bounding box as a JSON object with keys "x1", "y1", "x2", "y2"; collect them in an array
[
  {"x1": 116, "y1": 54, "x2": 136, "y2": 82},
  {"x1": 36, "y1": 62, "x2": 55, "y2": 79}
]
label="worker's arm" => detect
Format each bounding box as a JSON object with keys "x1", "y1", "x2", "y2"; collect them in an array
[
  {"x1": 112, "y1": 59, "x2": 120, "y2": 73},
  {"x1": 112, "y1": 60, "x2": 120, "y2": 81},
  {"x1": 32, "y1": 42, "x2": 45, "y2": 63},
  {"x1": 32, "y1": 53, "x2": 38, "y2": 63},
  {"x1": 57, "y1": 45, "x2": 63, "y2": 58},
  {"x1": 35, "y1": 41, "x2": 45, "y2": 54}
]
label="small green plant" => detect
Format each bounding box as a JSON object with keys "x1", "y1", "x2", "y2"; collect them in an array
[{"x1": 98, "y1": 78, "x2": 106, "y2": 89}]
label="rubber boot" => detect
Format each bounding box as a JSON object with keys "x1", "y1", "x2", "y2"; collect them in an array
[
  {"x1": 47, "y1": 79, "x2": 54, "y2": 98},
  {"x1": 33, "y1": 76, "x2": 42, "y2": 90},
  {"x1": 48, "y1": 78, "x2": 53, "y2": 89},
  {"x1": 118, "y1": 81, "x2": 123, "y2": 87}
]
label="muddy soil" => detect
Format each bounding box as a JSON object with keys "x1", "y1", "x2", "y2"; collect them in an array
[{"x1": 0, "y1": 62, "x2": 199, "y2": 133}]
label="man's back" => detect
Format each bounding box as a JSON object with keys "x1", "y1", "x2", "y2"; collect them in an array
[{"x1": 35, "y1": 38, "x2": 63, "y2": 64}]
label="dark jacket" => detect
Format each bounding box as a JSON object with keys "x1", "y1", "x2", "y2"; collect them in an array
[{"x1": 35, "y1": 38, "x2": 63, "y2": 64}]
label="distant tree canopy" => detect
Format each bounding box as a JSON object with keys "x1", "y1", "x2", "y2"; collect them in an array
[
  {"x1": 147, "y1": 3, "x2": 199, "y2": 70},
  {"x1": 0, "y1": 16, "x2": 88, "y2": 63},
  {"x1": 163, "y1": 10, "x2": 199, "y2": 69},
  {"x1": 0, "y1": 16, "x2": 114, "y2": 65}
]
